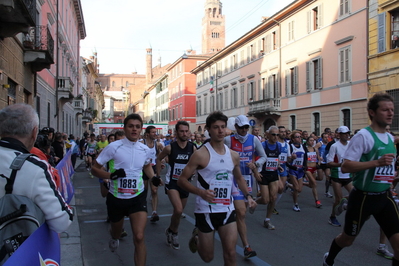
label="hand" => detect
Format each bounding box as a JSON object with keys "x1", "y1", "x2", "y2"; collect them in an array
[
  {"x1": 378, "y1": 153, "x2": 395, "y2": 167},
  {"x1": 247, "y1": 196, "x2": 257, "y2": 210},
  {"x1": 110, "y1": 169, "x2": 126, "y2": 180},
  {"x1": 254, "y1": 172, "x2": 262, "y2": 182},
  {"x1": 246, "y1": 162, "x2": 256, "y2": 171},
  {"x1": 200, "y1": 189, "x2": 215, "y2": 203},
  {"x1": 291, "y1": 153, "x2": 297, "y2": 159},
  {"x1": 151, "y1": 176, "x2": 162, "y2": 187}
]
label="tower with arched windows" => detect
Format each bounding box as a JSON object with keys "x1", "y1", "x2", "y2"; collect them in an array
[{"x1": 202, "y1": 0, "x2": 226, "y2": 54}]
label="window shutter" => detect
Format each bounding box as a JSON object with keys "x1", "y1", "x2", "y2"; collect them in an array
[
  {"x1": 317, "y1": 58, "x2": 323, "y2": 89},
  {"x1": 285, "y1": 69, "x2": 290, "y2": 96},
  {"x1": 247, "y1": 46, "x2": 250, "y2": 63},
  {"x1": 258, "y1": 79, "x2": 262, "y2": 100},
  {"x1": 378, "y1": 12, "x2": 386, "y2": 53},
  {"x1": 275, "y1": 29, "x2": 279, "y2": 49},
  {"x1": 294, "y1": 66, "x2": 298, "y2": 94},
  {"x1": 318, "y1": 4, "x2": 323, "y2": 29},
  {"x1": 307, "y1": 10, "x2": 311, "y2": 33},
  {"x1": 306, "y1": 61, "x2": 311, "y2": 91},
  {"x1": 276, "y1": 73, "x2": 280, "y2": 97},
  {"x1": 268, "y1": 75, "x2": 273, "y2": 98}
]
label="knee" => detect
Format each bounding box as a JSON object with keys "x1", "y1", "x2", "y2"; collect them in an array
[
  {"x1": 173, "y1": 207, "x2": 183, "y2": 216},
  {"x1": 133, "y1": 232, "x2": 145, "y2": 245},
  {"x1": 199, "y1": 253, "x2": 214, "y2": 263},
  {"x1": 223, "y1": 249, "x2": 236, "y2": 263}
]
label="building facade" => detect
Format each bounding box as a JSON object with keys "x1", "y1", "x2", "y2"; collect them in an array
[
  {"x1": 193, "y1": 0, "x2": 369, "y2": 134},
  {"x1": 368, "y1": 0, "x2": 399, "y2": 131}
]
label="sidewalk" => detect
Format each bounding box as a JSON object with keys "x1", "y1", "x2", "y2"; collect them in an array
[{"x1": 60, "y1": 158, "x2": 84, "y2": 266}]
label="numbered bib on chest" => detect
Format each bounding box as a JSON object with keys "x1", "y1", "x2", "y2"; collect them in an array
[
  {"x1": 209, "y1": 173, "x2": 232, "y2": 205},
  {"x1": 293, "y1": 158, "x2": 303, "y2": 168},
  {"x1": 373, "y1": 159, "x2": 395, "y2": 184},
  {"x1": 307, "y1": 152, "x2": 317, "y2": 163},
  {"x1": 279, "y1": 153, "x2": 287, "y2": 164},
  {"x1": 117, "y1": 170, "x2": 142, "y2": 195},
  {"x1": 266, "y1": 158, "x2": 279, "y2": 171},
  {"x1": 172, "y1": 163, "x2": 186, "y2": 180},
  {"x1": 242, "y1": 175, "x2": 253, "y2": 192},
  {"x1": 87, "y1": 147, "x2": 95, "y2": 154}
]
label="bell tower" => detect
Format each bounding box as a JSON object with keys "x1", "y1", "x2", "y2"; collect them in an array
[{"x1": 202, "y1": 0, "x2": 225, "y2": 54}]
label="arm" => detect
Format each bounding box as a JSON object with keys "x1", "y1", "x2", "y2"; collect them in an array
[
  {"x1": 341, "y1": 154, "x2": 395, "y2": 173},
  {"x1": 232, "y1": 151, "x2": 256, "y2": 208},
  {"x1": 177, "y1": 149, "x2": 215, "y2": 203},
  {"x1": 143, "y1": 162, "x2": 155, "y2": 178},
  {"x1": 156, "y1": 144, "x2": 171, "y2": 176},
  {"x1": 253, "y1": 137, "x2": 267, "y2": 168}
]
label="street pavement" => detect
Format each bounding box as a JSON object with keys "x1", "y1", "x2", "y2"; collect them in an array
[{"x1": 61, "y1": 159, "x2": 393, "y2": 266}]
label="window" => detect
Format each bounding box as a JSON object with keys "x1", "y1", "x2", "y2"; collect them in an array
[
  {"x1": 23, "y1": 89, "x2": 30, "y2": 104},
  {"x1": 286, "y1": 67, "x2": 298, "y2": 96},
  {"x1": 342, "y1": 108, "x2": 351, "y2": 128},
  {"x1": 204, "y1": 95, "x2": 208, "y2": 115},
  {"x1": 306, "y1": 58, "x2": 323, "y2": 91},
  {"x1": 240, "y1": 83, "x2": 245, "y2": 106},
  {"x1": 339, "y1": 0, "x2": 350, "y2": 17},
  {"x1": 339, "y1": 46, "x2": 351, "y2": 83},
  {"x1": 210, "y1": 95, "x2": 215, "y2": 112},
  {"x1": 112, "y1": 81, "x2": 115, "y2": 87},
  {"x1": 313, "y1": 112, "x2": 320, "y2": 136},
  {"x1": 231, "y1": 87, "x2": 237, "y2": 108},
  {"x1": 267, "y1": 74, "x2": 279, "y2": 98},
  {"x1": 288, "y1": 21, "x2": 295, "y2": 41},
  {"x1": 290, "y1": 115, "x2": 296, "y2": 131},
  {"x1": 224, "y1": 90, "x2": 228, "y2": 109},
  {"x1": 247, "y1": 81, "x2": 255, "y2": 102},
  {"x1": 307, "y1": 5, "x2": 323, "y2": 33},
  {"x1": 391, "y1": 9, "x2": 399, "y2": 49},
  {"x1": 240, "y1": 50, "x2": 245, "y2": 66},
  {"x1": 218, "y1": 91, "x2": 223, "y2": 110},
  {"x1": 272, "y1": 31, "x2": 278, "y2": 50},
  {"x1": 7, "y1": 78, "x2": 16, "y2": 105},
  {"x1": 387, "y1": 89, "x2": 399, "y2": 130},
  {"x1": 258, "y1": 79, "x2": 263, "y2": 101}
]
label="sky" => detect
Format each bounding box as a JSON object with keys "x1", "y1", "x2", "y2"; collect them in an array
[{"x1": 80, "y1": 0, "x2": 295, "y2": 74}]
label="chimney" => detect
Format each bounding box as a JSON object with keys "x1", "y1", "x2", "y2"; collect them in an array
[{"x1": 146, "y1": 48, "x2": 152, "y2": 84}]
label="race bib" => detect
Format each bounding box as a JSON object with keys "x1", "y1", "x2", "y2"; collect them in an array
[
  {"x1": 293, "y1": 158, "x2": 303, "y2": 168},
  {"x1": 279, "y1": 153, "x2": 287, "y2": 164},
  {"x1": 87, "y1": 147, "x2": 95, "y2": 154},
  {"x1": 117, "y1": 170, "x2": 142, "y2": 195},
  {"x1": 172, "y1": 163, "x2": 186, "y2": 180},
  {"x1": 243, "y1": 175, "x2": 252, "y2": 193},
  {"x1": 209, "y1": 173, "x2": 232, "y2": 205},
  {"x1": 307, "y1": 152, "x2": 317, "y2": 163},
  {"x1": 373, "y1": 159, "x2": 395, "y2": 184},
  {"x1": 265, "y1": 158, "x2": 279, "y2": 171}
]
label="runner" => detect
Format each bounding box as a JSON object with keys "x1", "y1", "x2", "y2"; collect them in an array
[
  {"x1": 317, "y1": 132, "x2": 334, "y2": 198},
  {"x1": 304, "y1": 136, "x2": 322, "y2": 208},
  {"x1": 141, "y1": 125, "x2": 164, "y2": 223},
  {"x1": 326, "y1": 126, "x2": 352, "y2": 227},
  {"x1": 257, "y1": 126, "x2": 282, "y2": 229},
  {"x1": 323, "y1": 93, "x2": 399, "y2": 266},
  {"x1": 156, "y1": 120, "x2": 196, "y2": 250},
  {"x1": 91, "y1": 113, "x2": 155, "y2": 266},
  {"x1": 85, "y1": 133, "x2": 97, "y2": 176},
  {"x1": 224, "y1": 115, "x2": 266, "y2": 258},
  {"x1": 177, "y1": 111, "x2": 256, "y2": 266}
]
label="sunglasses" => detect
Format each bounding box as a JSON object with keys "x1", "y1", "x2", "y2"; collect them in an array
[
  {"x1": 294, "y1": 136, "x2": 301, "y2": 138},
  {"x1": 270, "y1": 133, "x2": 278, "y2": 136},
  {"x1": 237, "y1": 125, "x2": 249, "y2": 129}
]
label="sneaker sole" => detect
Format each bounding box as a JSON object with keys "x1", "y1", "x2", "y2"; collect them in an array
[
  {"x1": 244, "y1": 252, "x2": 257, "y2": 259},
  {"x1": 328, "y1": 221, "x2": 341, "y2": 227},
  {"x1": 376, "y1": 251, "x2": 393, "y2": 259}
]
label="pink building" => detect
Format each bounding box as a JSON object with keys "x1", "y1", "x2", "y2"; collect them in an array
[{"x1": 193, "y1": 0, "x2": 369, "y2": 135}]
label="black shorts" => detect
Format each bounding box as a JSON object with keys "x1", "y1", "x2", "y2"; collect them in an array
[
  {"x1": 106, "y1": 192, "x2": 147, "y2": 223},
  {"x1": 331, "y1": 177, "x2": 352, "y2": 187},
  {"x1": 195, "y1": 210, "x2": 236, "y2": 233},
  {"x1": 165, "y1": 179, "x2": 189, "y2": 199},
  {"x1": 319, "y1": 164, "x2": 328, "y2": 170},
  {"x1": 344, "y1": 188, "x2": 399, "y2": 239},
  {"x1": 143, "y1": 165, "x2": 156, "y2": 181},
  {"x1": 258, "y1": 172, "x2": 279, "y2": 186}
]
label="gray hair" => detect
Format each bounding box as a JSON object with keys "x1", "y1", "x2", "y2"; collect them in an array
[
  {"x1": 268, "y1": 125, "x2": 279, "y2": 132},
  {"x1": 0, "y1": 103, "x2": 39, "y2": 138}
]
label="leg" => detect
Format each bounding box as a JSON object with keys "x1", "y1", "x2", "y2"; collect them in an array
[
  {"x1": 256, "y1": 184, "x2": 270, "y2": 205},
  {"x1": 218, "y1": 222, "x2": 238, "y2": 266},
  {"x1": 197, "y1": 230, "x2": 215, "y2": 263},
  {"x1": 307, "y1": 171, "x2": 319, "y2": 201},
  {"x1": 129, "y1": 211, "x2": 148, "y2": 266},
  {"x1": 167, "y1": 190, "x2": 187, "y2": 233},
  {"x1": 266, "y1": 181, "x2": 278, "y2": 219},
  {"x1": 150, "y1": 182, "x2": 158, "y2": 214},
  {"x1": 233, "y1": 199, "x2": 249, "y2": 247},
  {"x1": 331, "y1": 181, "x2": 343, "y2": 217}
]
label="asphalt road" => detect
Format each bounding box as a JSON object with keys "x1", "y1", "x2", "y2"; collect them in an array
[{"x1": 73, "y1": 162, "x2": 392, "y2": 266}]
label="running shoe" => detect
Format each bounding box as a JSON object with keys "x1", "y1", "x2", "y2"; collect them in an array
[
  {"x1": 188, "y1": 227, "x2": 198, "y2": 253},
  {"x1": 315, "y1": 200, "x2": 322, "y2": 208},
  {"x1": 109, "y1": 239, "x2": 119, "y2": 252},
  {"x1": 376, "y1": 247, "x2": 393, "y2": 259},
  {"x1": 323, "y1": 252, "x2": 334, "y2": 266},
  {"x1": 263, "y1": 220, "x2": 276, "y2": 230},
  {"x1": 120, "y1": 229, "x2": 128, "y2": 238},
  {"x1": 334, "y1": 198, "x2": 348, "y2": 216},
  {"x1": 328, "y1": 216, "x2": 341, "y2": 227},
  {"x1": 244, "y1": 246, "x2": 257, "y2": 258},
  {"x1": 293, "y1": 204, "x2": 300, "y2": 212},
  {"x1": 273, "y1": 208, "x2": 279, "y2": 215},
  {"x1": 165, "y1": 228, "x2": 172, "y2": 246},
  {"x1": 171, "y1": 233, "x2": 180, "y2": 250},
  {"x1": 325, "y1": 192, "x2": 333, "y2": 198},
  {"x1": 150, "y1": 212, "x2": 159, "y2": 222}
]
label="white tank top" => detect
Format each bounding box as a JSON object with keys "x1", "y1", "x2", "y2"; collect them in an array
[{"x1": 196, "y1": 142, "x2": 235, "y2": 213}]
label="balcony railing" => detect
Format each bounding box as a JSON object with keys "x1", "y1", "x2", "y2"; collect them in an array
[
  {"x1": 248, "y1": 98, "x2": 281, "y2": 115},
  {"x1": 23, "y1": 25, "x2": 54, "y2": 71},
  {"x1": 57, "y1": 77, "x2": 74, "y2": 102}
]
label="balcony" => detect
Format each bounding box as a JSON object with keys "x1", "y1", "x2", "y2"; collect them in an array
[
  {"x1": 23, "y1": 25, "x2": 54, "y2": 72},
  {"x1": 57, "y1": 77, "x2": 74, "y2": 103},
  {"x1": 82, "y1": 108, "x2": 93, "y2": 123},
  {"x1": 73, "y1": 97, "x2": 84, "y2": 115},
  {"x1": 248, "y1": 97, "x2": 281, "y2": 116},
  {"x1": 0, "y1": 0, "x2": 36, "y2": 38}
]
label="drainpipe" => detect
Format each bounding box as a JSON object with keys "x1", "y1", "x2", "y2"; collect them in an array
[{"x1": 55, "y1": 0, "x2": 59, "y2": 130}]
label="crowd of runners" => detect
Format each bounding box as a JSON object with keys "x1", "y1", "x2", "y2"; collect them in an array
[{"x1": 74, "y1": 93, "x2": 399, "y2": 266}]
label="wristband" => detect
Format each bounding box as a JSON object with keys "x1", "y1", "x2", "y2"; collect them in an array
[{"x1": 245, "y1": 194, "x2": 253, "y2": 200}]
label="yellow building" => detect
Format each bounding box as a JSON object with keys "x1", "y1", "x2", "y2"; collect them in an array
[{"x1": 369, "y1": 0, "x2": 399, "y2": 131}]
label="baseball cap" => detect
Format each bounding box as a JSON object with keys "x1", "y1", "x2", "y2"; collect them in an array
[
  {"x1": 235, "y1": 115, "x2": 250, "y2": 127},
  {"x1": 166, "y1": 134, "x2": 171, "y2": 137},
  {"x1": 337, "y1": 126, "x2": 350, "y2": 133}
]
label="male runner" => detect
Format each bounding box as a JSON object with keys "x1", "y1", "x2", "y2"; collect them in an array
[
  {"x1": 92, "y1": 114, "x2": 155, "y2": 266},
  {"x1": 177, "y1": 111, "x2": 256, "y2": 266},
  {"x1": 224, "y1": 115, "x2": 266, "y2": 258},
  {"x1": 156, "y1": 120, "x2": 196, "y2": 249},
  {"x1": 141, "y1": 126, "x2": 164, "y2": 222},
  {"x1": 324, "y1": 93, "x2": 399, "y2": 266}
]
